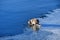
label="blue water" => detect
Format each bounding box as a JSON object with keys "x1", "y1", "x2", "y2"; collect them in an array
[{"x1": 0, "y1": 0, "x2": 60, "y2": 37}]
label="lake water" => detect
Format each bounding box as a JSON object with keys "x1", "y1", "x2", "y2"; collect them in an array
[{"x1": 0, "y1": 0, "x2": 60, "y2": 37}]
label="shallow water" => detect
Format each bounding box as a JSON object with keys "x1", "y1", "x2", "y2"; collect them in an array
[{"x1": 0, "y1": 0, "x2": 60, "y2": 36}]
